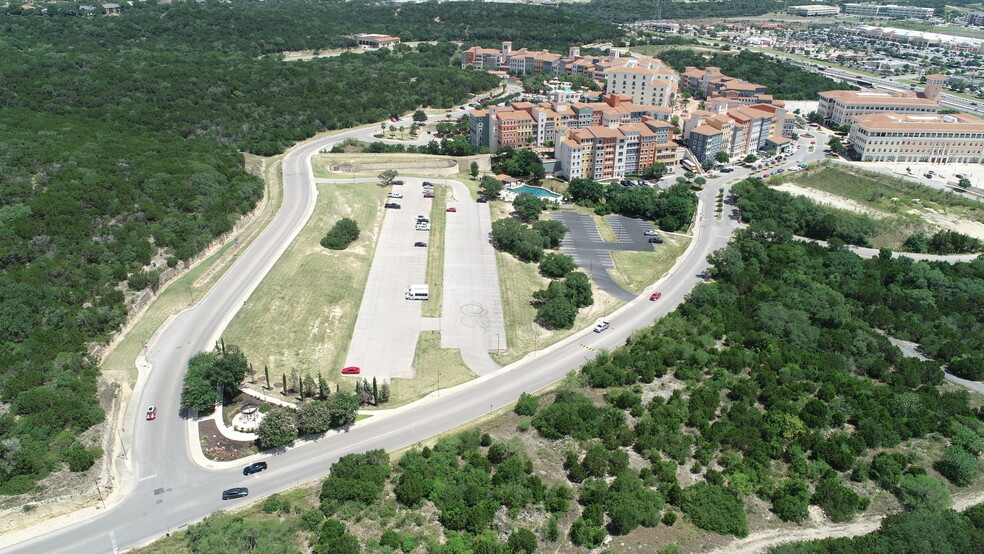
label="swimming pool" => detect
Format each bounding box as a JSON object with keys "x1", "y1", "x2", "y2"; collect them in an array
[{"x1": 511, "y1": 185, "x2": 562, "y2": 200}]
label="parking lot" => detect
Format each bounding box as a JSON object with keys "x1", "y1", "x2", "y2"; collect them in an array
[
  {"x1": 550, "y1": 213, "x2": 660, "y2": 302},
  {"x1": 439, "y1": 180, "x2": 505, "y2": 375},
  {"x1": 345, "y1": 178, "x2": 432, "y2": 380}
]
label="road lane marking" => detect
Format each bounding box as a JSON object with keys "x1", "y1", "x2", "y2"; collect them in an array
[
  {"x1": 578, "y1": 343, "x2": 598, "y2": 353},
  {"x1": 139, "y1": 474, "x2": 157, "y2": 482}
]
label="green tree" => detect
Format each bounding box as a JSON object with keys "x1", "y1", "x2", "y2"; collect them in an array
[
  {"x1": 641, "y1": 162, "x2": 668, "y2": 180},
  {"x1": 743, "y1": 154, "x2": 758, "y2": 164},
  {"x1": 377, "y1": 169, "x2": 398, "y2": 186},
  {"x1": 828, "y1": 136, "x2": 845, "y2": 154},
  {"x1": 321, "y1": 217, "x2": 360, "y2": 250},
  {"x1": 327, "y1": 392, "x2": 360, "y2": 428},
  {"x1": 507, "y1": 528, "x2": 537, "y2": 553},
  {"x1": 813, "y1": 478, "x2": 870, "y2": 522},
  {"x1": 256, "y1": 407, "x2": 298, "y2": 450},
  {"x1": 181, "y1": 368, "x2": 218, "y2": 415},
  {"x1": 513, "y1": 192, "x2": 542, "y2": 222},
  {"x1": 680, "y1": 482, "x2": 749, "y2": 538},
  {"x1": 715, "y1": 151, "x2": 730, "y2": 164},
  {"x1": 567, "y1": 178, "x2": 605, "y2": 203},
  {"x1": 413, "y1": 109, "x2": 427, "y2": 122},
  {"x1": 539, "y1": 253, "x2": 576, "y2": 278},
  {"x1": 470, "y1": 161, "x2": 479, "y2": 179},
  {"x1": 479, "y1": 175, "x2": 504, "y2": 200}
]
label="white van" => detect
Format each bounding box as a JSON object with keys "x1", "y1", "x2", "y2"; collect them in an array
[{"x1": 406, "y1": 285, "x2": 429, "y2": 300}]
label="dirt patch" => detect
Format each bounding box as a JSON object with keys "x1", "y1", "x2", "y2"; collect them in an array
[
  {"x1": 914, "y1": 208, "x2": 984, "y2": 241},
  {"x1": 773, "y1": 183, "x2": 890, "y2": 219},
  {"x1": 199, "y1": 419, "x2": 257, "y2": 462}
]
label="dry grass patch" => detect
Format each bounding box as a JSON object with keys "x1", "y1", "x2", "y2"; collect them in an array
[
  {"x1": 381, "y1": 331, "x2": 475, "y2": 409},
  {"x1": 609, "y1": 234, "x2": 691, "y2": 295},
  {"x1": 101, "y1": 157, "x2": 285, "y2": 386},
  {"x1": 223, "y1": 180, "x2": 384, "y2": 391},
  {"x1": 422, "y1": 184, "x2": 448, "y2": 318}
]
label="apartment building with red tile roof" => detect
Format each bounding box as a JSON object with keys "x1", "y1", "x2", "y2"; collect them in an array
[{"x1": 555, "y1": 117, "x2": 678, "y2": 181}]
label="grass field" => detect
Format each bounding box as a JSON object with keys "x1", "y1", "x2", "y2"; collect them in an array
[
  {"x1": 311, "y1": 153, "x2": 458, "y2": 179},
  {"x1": 608, "y1": 234, "x2": 691, "y2": 295},
  {"x1": 384, "y1": 331, "x2": 476, "y2": 409},
  {"x1": 222, "y1": 179, "x2": 385, "y2": 392},
  {"x1": 488, "y1": 208, "x2": 622, "y2": 366},
  {"x1": 787, "y1": 165, "x2": 984, "y2": 220},
  {"x1": 422, "y1": 183, "x2": 448, "y2": 318},
  {"x1": 101, "y1": 156, "x2": 285, "y2": 387}
]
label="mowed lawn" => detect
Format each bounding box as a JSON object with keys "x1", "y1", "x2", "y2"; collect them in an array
[
  {"x1": 223, "y1": 180, "x2": 385, "y2": 390},
  {"x1": 609, "y1": 234, "x2": 691, "y2": 295}
]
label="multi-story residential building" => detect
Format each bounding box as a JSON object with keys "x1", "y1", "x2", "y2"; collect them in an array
[
  {"x1": 461, "y1": 41, "x2": 676, "y2": 103},
  {"x1": 817, "y1": 89, "x2": 941, "y2": 127},
  {"x1": 684, "y1": 103, "x2": 788, "y2": 163},
  {"x1": 787, "y1": 5, "x2": 840, "y2": 16},
  {"x1": 968, "y1": 12, "x2": 984, "y2": 26},
  {"x1": 849, "y1": 112, "x2": 984, "y2": 164},
  {"x1": 554, "y1": 118, "x2": 677, "y2": 181},
  {"x1": 680, "y1": 66, "x2": 777, "y2": 106},
  {"x1": 604, "y1": 60, "x2": 679, "y2": 107},
  {"x1": 468, "y1": 94, "x2": 672, "y2": 150},
  {"x1": 842, "y1": 3, "x2": 935, "y2": 19}
]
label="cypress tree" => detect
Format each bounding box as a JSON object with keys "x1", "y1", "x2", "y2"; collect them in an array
[
  {"x1": 282, "y1": 373, "x2": 287, "y2": 395},
  {"x1": 372, "y1": 377, "x2": 379, "y2": 405}
]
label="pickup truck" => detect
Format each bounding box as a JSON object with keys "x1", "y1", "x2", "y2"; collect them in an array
[{"x1": 593, "y1": 322, "x2": 610, "y2": 333}]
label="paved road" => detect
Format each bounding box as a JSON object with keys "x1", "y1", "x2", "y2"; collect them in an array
[
  {"x1": 0, "y1": 115, "x2": 815, "y2": 553},
  {"x1": 440, "y1": 180, "x2": 504, "y2": 376},
  {"x1": 345, "y1": 178, "x2": 431, "y2": 380},
  {"x1": 886, "y1": 336, "x2": 984, "y2": 395}
]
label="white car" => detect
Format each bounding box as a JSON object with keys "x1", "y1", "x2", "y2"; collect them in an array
[
  {"x1": 388, "y1": 193, "x2": 403, "y2": 198},
  {"x1": 593, "y1": 322, "x2": 610, "y2": 333},
  {"x1": 644, "y1": 230, "x2": 659, "y2": 236}
]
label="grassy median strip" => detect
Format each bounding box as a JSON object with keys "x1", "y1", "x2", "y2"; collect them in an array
[
  {"x1": 421, "y1": 183, "x2": 447, "y2": 318},
  {"x1": 384, "y1": 331, "x2": 475, "y2": 409},
  {"x1": 608, "y1": 235, "x2": 691, "y2": 295},
  {"x1": 101, "y1": 156, "x2": 285, "y2": 387},
  {"x1": 223, "y1": 180, "x2": 384, "y2": 389}
]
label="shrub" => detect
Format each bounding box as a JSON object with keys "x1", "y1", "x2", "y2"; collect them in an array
[
  {"x1": 507, "y1": 528, "x2": 537, "y2": 554},
  {"x1": 662, "y1": 511, "x2": 677, "y2": 526},
  {"x1": 256, "y1": 407, "x2": 298, "y2": 450},
  {"x1": 65, "y1": 443, "x2": 100, "y2": 472},
  {"x1": 320, "y1": 218, "x2": 360, "y2": 250},
  {"x1": 539, "y1": 253, "x2": 575, "y2": 278},
  {"x1": 680, "y1": 483, "x2": 748, "y2": 537},
  {"x1": 812, "y1": 478, "x2": 870, "y2": 522},
  {"x1": 898, "y1": 474, "x2": 951, "y2": 511},
  {"x1": 514, "y1": 392, "x2": 539, "y2": 416},
  {"x1": 937, "y1": 445, "x2": 980, "y2": 487}
]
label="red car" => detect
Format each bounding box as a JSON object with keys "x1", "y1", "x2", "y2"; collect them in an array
[
  {"x1": 146, "y1": 406, "x2": 157, "y2": 421},
  {"x1": 446, "y1": 207, "x2": 457, "y2": 212},
  {"x1": 762, "y1": 174, "x2": 770, "y2": 178},
  {"x1": 650, "y1": 292, "x2": 662, "y2": 301},
  {"x1": 810, "y1": 141, "x2": 816, "y2": 144},
  {"x1": 423, "y1": 193, "x2": 435, "y2": 198},
  {"x1": 342, "y1": 366, "x2": 361, "y2": 375}
]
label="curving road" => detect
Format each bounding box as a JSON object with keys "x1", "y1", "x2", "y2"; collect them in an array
[{"x1": 4, "y1": 123, "x2": 814, "y2": 553}]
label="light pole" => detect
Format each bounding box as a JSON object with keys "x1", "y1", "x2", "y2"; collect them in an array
[
  {"x1": 94, "y1": 479, "x2": 107, "y2": 510},
  {"x1": 118, "y1": 429, "x2": 126, "y2": 460}
]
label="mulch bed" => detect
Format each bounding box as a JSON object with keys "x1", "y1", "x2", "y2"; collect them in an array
[{"x1": 199, "y1": 419, "x2": 258, "y2": 462}]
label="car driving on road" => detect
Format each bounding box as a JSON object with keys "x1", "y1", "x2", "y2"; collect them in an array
[
  {"x1": 593, "y1": 322, "x2": 610, "y2": 333},
  {"x1": 650, "y1": 292, "x2": 662, "y2": 301},
  {"x1": 146, "y1": 406, "x2": 157, "y2": 421},
  {"x1": 243, "y1": 462, "x2": 267, "y2": 475},
  {"x1": 221, "y1": 487, "x2": 249, "y2": 500}
]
